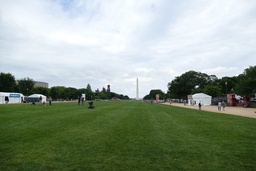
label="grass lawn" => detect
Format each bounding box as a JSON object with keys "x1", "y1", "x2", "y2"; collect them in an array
[{"x1": 0, "y1": 101, "x2": 255, "y2": 171}]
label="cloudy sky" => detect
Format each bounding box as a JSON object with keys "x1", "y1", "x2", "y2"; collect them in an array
[{"x1": 1, "y1": 0, "x2": 255, "y2": 98}]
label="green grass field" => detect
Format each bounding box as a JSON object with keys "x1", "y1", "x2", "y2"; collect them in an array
[{"x1": 1, "y1": 101, "x2": 255, "y2": 171}]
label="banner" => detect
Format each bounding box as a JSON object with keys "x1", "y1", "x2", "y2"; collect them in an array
[{"x1": 9, "y1": 94, "x2": 20, "y2": 98}]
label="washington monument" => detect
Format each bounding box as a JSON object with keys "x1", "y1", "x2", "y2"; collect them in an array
[{"x1": 136, "y1": 78, "x2": 139, "y2": 100}]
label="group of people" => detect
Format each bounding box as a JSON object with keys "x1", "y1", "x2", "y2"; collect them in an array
[
  {"x1": 198, "y1": 101, "x2": 226, "y2": 111},
  {"x1": 78, "y1": 96, "x2": 85, "y2": 105},
  {"x1": 33, "y1": 96, "x2": 52, "y2": 106},
  {"x1": 33, "y1": 95, "x2": 86, "y2": 106},
  {"x1": 218, "y1": 101, "x2": 226, "y2": 111}
]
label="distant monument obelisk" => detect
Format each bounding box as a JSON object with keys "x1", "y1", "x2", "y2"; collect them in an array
[{"x1": 136, "y1": 78, "x2": 139, "y2": 100}]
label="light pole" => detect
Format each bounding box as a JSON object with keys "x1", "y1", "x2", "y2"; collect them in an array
[
  {"x1": 225, "y1": 81, "x2": 227, "y2": 103},
  {"x1": 225, "y1": 81, "x2": 227, "y2": 94}
]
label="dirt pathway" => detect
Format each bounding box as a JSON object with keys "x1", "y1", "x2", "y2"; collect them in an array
[{"x1": 163, "y1": 102, "x2": 256, "y2": 119}]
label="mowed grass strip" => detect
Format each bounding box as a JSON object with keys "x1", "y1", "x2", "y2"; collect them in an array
[{"x1": 0, "y1": 101, "x2": 255, "y2": 171}]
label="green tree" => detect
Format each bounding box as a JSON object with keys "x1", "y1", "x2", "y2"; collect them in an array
[
  {"x1": 96, "y1": 92, "x2": 108, "y2": 99},
  {"x1": 202, "y1": 85, "x2": 222, "y2": 97},
  {"x1": 32, "y1": 87, "x2": 49, "y2": 96},
  {"x1": 167, "y1": 71, "x2": 213, "y2": 99},
  {"x1": 17, "y1": 77, "x2": 35, "y2": 96},
  {"x1": 0, "y1": 72, "x2": 17, "y2": 92},
  {"x1": 217, "y1": 76, "x2": 237, "y2": 95},
  {"x1": 86, "y1": 84, "x2": 92, "y2": 93},
  {"x1": 143, "y1": 89, "x2": 165, "y2": 100},
  {"x1": 66, "y1": 87, "x2": 77, "y2": 99},
  {"x1": 86, "y1": 84, "x2": 94, "y2": 100},
  {"x1": 235, "y1": 66, "x2": 256, "y2": 97},
  {"x1": 50, "y1": 86, "x2": 67, "y2": 100},
  {"x1": 50, "y1": 87, "x2": 58, "y2": 100},
  {"x1": 123, "y1": 95, "x2": 129, "y2": 100}
]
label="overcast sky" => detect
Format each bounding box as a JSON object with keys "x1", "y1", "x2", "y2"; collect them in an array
[{"x1": 0, "y1": 0, "x2": 255, "y2": 98}]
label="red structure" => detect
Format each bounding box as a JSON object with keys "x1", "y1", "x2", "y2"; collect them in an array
[
  {"x1": 243, "y1": 97, "x2": 250, "y2": 107},
  {"x1": 229, "y1": 94, "x2": 236, "y2": 106},
  {"x1": 156, "y1": 94, "x2": 160, "y2": 101}
]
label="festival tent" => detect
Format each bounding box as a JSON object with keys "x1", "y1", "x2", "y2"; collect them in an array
[
  {"x1": 192, "y1": 93, "x2": 212, "y2": 105},
  {"x1": 28, "y1": 94, "x2": 47, "y2": 103},
  {"x1": 0, "y1": 92, "x2": 25, "y2": 104}
]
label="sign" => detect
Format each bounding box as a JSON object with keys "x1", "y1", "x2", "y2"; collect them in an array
[{"x1": 9, "y1": 94, "x2": 20, "y2": 98}]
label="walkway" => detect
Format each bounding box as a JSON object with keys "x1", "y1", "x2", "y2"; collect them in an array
[{"x1": 163, "y1": 102, "x2": 256, "y2": 119}]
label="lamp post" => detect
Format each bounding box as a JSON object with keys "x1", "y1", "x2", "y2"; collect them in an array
[
  {"x1": 225, "y1": 81, "x2": 227, "y2": 103},
  {"x1": 225, "y1": 81, "x2": 227, "y2": 94}
]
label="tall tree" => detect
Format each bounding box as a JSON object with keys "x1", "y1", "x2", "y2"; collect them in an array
[
  {"x1": 86, "y1": 84, "x2": 94, "y2": 100},
  {"x1": 32, "y1": 87, "x2": 49, "y2": 97},
  {"x1": 0, "y1": 72, "x2": 17, "y2": 92},
  {"x1": 86, "y1": 84, "x2": 92, "y2": 93},
  {"x1": 66, "y1": 87, "x2": 77, "y2": 99},
  {"x1": 235, "y1": 66, "x2": 256, "y2": 97},
  {"x1": 218, "y1": 76, "x2": 237, "y2": 95},
  {"x1": 143, "y1": 89, "x2": 165, "y2": 100},
  {"x1": 167, "y1": 71, "x2": 212, "y2": 99},
  {"x1": 95, "y1": 92, "x2": 108, "y2": 99},
  {"x1": 17, "y1": 77, "x2": 35, "y2": 96},
  {"x1": 202, "y1": 85, "x2": 222, "y2": 97}
]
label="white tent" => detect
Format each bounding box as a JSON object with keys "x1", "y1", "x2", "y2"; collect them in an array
[
  {"x1": 191, "y1": 93, "x2": 212, "y2": 105},
  {"x1": 28, "y1": 94, "x2": 47, "y2": 103},
  {"x1": 0, "y1": 92, "x2": 25, "y2": 104}
]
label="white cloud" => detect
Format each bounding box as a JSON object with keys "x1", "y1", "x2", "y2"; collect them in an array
[{"x1": 0, "y1": 0, "x2": 256, "y2": 98}]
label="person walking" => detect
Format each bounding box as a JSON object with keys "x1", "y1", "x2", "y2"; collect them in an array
[
  {"x1": 218, "y1": 101, "x2": 221, "y2": 111},
  {"x1": 198, "y1": 101, "x2": 202, "y2": 110},
  {"x1": 221, "y1": 101, "x2": 226, "y2": 111},
  {"x1": 82, "y1": 97, "x2": 85, "y2": 105},
  {"x1": 39, "y1": 96, "x2": 42, "y2": 105}
]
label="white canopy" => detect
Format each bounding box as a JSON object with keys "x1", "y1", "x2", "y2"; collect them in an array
[
  {"x1": 188, "y1": 93, "x2": 212, "y2": 105},
  {"x1": 28, "y1": 94, "x2": 46, "y2": 98},
  {"x1": 0, "y1": 92, "x2": 24, "y2": 104},
  {"x1": 28, "y1": 94, "x2": 47, "y2": 103}
]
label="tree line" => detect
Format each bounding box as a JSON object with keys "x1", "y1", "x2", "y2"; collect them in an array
[
  {"x1": 143, "y1": 66, "x2": 256, "y2": 100},
  {"x1": 0, "y1": 73, "x2": 129, "y2": 100}
]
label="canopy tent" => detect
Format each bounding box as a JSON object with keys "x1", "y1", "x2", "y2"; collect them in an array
[
  {"x1": 188, "y1": 93, "x2": 212, "y2": 106},
  {"x1": 28, "y1": 94, "x2": 47, "y2": 103},
  {"x1": 0, "y1": 92, "x2": 25, "y2": 104}
]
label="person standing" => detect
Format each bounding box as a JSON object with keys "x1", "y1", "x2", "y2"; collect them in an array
[
  {"x1": 221, "y1": 101, "x2": 226, "y2": 111},
  {"x1": 39, "y1": 96, "x2": 42, "y2": 105},
  {"x1": 218, "y1": 101, "x2": 221, "y2": 111},
  {"x1": 198, "y1": 101, "x2": 202, "y2": 110},
  {"x1": 82, "y1": 97, "x2": 85, "y2": 105},
  {"x1": 49, "y1": 97, "x2": 52, "y2": 106}
]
